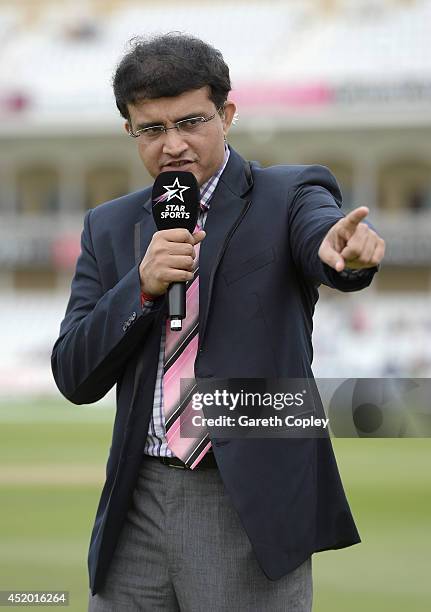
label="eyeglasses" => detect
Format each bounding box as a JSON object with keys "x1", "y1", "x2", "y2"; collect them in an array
[{"x1": 128, "y1": 107, "x2": 224, "y2": 141}]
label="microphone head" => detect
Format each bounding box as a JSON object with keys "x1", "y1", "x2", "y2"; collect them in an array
[{"x1": 152, "y1": 171, "x2": 200, "y2": 233}]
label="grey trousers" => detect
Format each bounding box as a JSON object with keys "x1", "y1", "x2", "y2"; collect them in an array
[{"x1": 88, "y1": 455, "x2": 312, "y2": 612}]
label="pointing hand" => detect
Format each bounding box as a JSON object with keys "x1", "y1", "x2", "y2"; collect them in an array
[{"x1": 318, "y1": 206, "x2": 385, "y2": 272}]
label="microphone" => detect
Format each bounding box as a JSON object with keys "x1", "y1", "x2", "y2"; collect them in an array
[{"x1": 152, "y1": 171, "x2": 200, "y2": 331}]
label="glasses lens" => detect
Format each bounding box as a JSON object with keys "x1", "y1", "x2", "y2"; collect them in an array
[
  {"x1": 177, "y1": 117, "x2": 206, "y2": 133},
  {"x1": 142, "y1": 126, "x2": 165, "y2": 140}
]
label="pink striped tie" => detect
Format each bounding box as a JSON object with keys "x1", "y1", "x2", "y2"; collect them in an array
[{"x1": 162, "y1": 222, "x2": 211, "y2": 469}]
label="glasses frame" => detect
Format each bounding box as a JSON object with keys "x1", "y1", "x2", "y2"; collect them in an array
[{"x1": 128, "y1": 106, "x2": 224, "y2": 139}]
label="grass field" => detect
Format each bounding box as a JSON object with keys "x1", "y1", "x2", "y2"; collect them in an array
[{"x1": 0, "y1": 398, "x2": 430, "y2": 611}]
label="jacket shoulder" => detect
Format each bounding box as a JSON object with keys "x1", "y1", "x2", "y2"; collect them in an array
[
  {"x1": 251, "y1": 161, "x2": 337, "y2": 184},
  {"x1": 250, "y1": 162, "x2": 341, "y2": 204}
]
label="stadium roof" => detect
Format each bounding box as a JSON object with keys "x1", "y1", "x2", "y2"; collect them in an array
[{"x1": 0, "y1": 0, "x2": 430, "y2": 132}]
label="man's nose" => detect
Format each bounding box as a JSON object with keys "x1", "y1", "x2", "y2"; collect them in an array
[{"x1": 161, "y1": 128, "x2": 188, "y2": 156}]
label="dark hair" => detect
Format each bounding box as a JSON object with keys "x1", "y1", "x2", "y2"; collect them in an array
[{"x1": 112, "y1": 32, "x2": 231, "y2": 121}]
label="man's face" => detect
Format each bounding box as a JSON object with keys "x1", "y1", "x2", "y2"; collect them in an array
[{"x1": 125, "y1": 87, "x2": 236, "y2": 187}]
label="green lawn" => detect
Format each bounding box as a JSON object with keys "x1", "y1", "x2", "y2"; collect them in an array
[{"x1": 0, "y1": 399, "x2": 430, "y2": 611}]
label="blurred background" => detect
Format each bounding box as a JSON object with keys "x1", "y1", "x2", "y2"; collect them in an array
[{"x1": 0, "y1": 0, "x2": 430, "y2": 610}]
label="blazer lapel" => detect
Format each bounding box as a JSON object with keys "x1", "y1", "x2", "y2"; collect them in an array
[
  {"x1": 135, "y1": 194, "x2": 157, "y2": 265},
  {"x1": 198, "y1": 148, "x2": 253, "y2": 348}
]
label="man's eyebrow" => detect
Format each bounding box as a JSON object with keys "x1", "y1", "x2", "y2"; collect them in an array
[{"x1": 135, "y1": 111, "x2": 208, "y2": 130}]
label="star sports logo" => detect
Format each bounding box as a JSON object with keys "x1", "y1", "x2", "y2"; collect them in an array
[{"x1": 157, "y1": 177, "x2": 190, "y2": 203}]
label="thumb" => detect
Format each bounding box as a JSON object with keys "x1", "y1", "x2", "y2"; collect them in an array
[
  {"x1": 319, "y1": 241, "x2": 345, "y2": 272},
  {"x1": 192, "y1": 229, "x2": 206, "y2": 245}
]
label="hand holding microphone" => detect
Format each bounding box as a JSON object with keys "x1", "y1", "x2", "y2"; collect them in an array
[
  {"x1": 139, "y1": 171, "x2": 204, "y2": 330},
  {"x1": 139, "y1": 227, "x2": 205, "y2": 294}
]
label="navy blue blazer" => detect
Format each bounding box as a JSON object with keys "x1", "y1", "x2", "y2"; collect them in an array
[{"x1": 52, "y1": 146, "x2": 377, "y2": 594}]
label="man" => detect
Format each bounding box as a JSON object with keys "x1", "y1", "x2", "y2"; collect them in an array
[{"x1": 51, "y1": 33, "x2": 385, "y2": 611}]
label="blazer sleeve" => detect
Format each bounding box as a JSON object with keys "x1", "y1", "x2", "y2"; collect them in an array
[
  {"x1": 51, "y1": 209, "x2": 163, "y2": 405},
  {"x1": 287, "y1": 164, "x2": 378, "y2": 291}
]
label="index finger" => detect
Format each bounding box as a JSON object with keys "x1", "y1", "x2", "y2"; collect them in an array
[
  {"x1": 157, "y1": 228, "x2": 194, "y2": 244},
  {"x1": 341, "y1": 206, "x2": 369, "y2": 232}
]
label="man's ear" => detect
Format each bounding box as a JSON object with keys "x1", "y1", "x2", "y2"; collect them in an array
[
  {"x1": 221, "y1": 100, "x2": 237, "y2": 137},
  {"x1": 124, "y1": 121, "x2": 131, "y2": 135}
]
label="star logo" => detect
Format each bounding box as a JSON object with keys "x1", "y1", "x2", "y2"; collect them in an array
[{"x1": 162, "y1": 177, "x2": 190, "y2": 202}]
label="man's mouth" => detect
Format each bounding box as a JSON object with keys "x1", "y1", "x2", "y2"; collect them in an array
[{"x1": 162, "y1": 160, "x2": 195, "y2": 169}]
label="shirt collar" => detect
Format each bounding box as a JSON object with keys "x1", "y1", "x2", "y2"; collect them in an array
[{"x1": 199, "y1": 144, "x2": 230, "y2": 211}]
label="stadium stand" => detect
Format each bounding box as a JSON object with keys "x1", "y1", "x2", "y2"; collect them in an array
[{"x1": 0, "y1": 0, "x2": 430, "y2": 394}]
